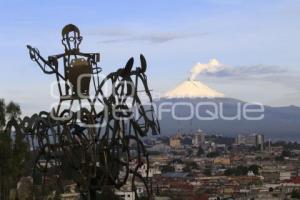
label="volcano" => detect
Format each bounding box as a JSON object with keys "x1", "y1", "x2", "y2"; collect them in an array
[
  {"x1": 163, "y1": 80, "x2": 224, "y2": 98},
  {"x1": 156, "y1": 79, "x2": 300, "y2": 140}
]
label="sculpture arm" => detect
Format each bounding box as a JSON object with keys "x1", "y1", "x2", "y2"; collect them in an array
[{"x1": 26, "y1": 45, "x2": 65, "y2": 80}]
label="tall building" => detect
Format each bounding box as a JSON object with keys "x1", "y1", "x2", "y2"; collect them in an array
[
  {"x1": 192, "y1": 129, "x2": 205, "y2": 147},
  {"x1": 236, "y1": 133, "x2": 264, "y2": 150},
  {"x1": 256, "y1": 134, "x2": 264, "y2": 151}
]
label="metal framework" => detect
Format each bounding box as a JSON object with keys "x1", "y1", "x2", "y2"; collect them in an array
[{"x1": 5, "y1": 24, "x2": 159, "y2": 199}]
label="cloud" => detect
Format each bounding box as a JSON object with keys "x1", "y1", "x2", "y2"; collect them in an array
[
  {"x1": 92, "y1": 28, "x2": 210, "y2": 44},
  {"x1": 188, "y1": 59, "x2": 288, "y2": 81},
  {"x1": 192, "y1": 59, "x2": 300, "y2": 94},
  {"x1": 203, "y1": 64, "x2": 287, "y2": 78},
  {"x1": 189, "y1": 59, "x2": 223, "y2": 80}
]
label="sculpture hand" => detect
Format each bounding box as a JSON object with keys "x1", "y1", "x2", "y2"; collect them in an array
[{"x1": 27, "y1": 45, "x2": 39, "y2": 61}]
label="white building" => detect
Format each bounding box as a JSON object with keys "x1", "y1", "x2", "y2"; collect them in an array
[
  {"x1": 115, "y1": 191, "x2": 135, "y2": 200},
  {"x1": 236, "y1": 133, "x2": 264, "y2": 150},
  {"x1": 192, "y1": 129, "x2": 205, "y2": 147},
  {"x1": 280, "y1": 172, "x2": 291, "y2": 181}
]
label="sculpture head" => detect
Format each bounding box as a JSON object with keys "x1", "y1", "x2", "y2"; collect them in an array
[{"x1": 61, "y1": 24, "x2": 82, "y2": 52}]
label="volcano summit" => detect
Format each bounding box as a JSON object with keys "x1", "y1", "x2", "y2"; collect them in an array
[{"x1": 163, "y1": 79, "x2": 224, "y2": 99}]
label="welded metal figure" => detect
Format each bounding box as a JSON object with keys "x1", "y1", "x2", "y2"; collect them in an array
[
  {"x1": 4, "y1": 24, "x2": 159, "y2": 199},
  {"x1": 27, "y1": 24, "x2": 101, "y2": 116}
]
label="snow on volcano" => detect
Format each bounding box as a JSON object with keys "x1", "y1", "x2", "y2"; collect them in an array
[
  {"x1": 163, "y1": 59, "x2": 224, "y2": 98},
  {"x1": 163, "y1": 79, "x2": 224, "y2": 98}
]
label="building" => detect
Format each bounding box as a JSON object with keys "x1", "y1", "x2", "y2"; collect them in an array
[
  {"x1": 256, "y1": 134, "x2": 264, "y2": 151},
  {"x1": 280, "y1": 172, "x2": 292, "y2": 181},
  {"x1": 213, "y1": 157, "x2": 231, "y2": 166},
  {"x1": 115, "y1": 191, "x2": 135, "y2": 200},
  {"x1": 192, "y1": 129, "x2": 205, "y2": 147},
  {"x1": 170, "y1": 134, "x2": 181, "y2": 149},
  {"x1": 236, "y1": 134, "x2": 256, "y2": 146},
  {"x1": 236, "y1": 133, "x2": 264, "y2": 150}
]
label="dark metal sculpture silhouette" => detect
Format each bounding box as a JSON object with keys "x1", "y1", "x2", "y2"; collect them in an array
[
  {"x1": 27, "y1": 24, "x2": 101, "y2": 116},
  {"x1": 5, "y1": 24, "x2": 159, "y2": 199}
]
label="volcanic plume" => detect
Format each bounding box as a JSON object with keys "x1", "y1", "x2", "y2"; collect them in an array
[{"x1": 164, "y1": 59, "x2": 224, "y2": 98}]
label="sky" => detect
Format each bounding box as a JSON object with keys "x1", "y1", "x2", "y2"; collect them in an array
[{"x1": 0, "y1": 0, "x2": 300, "y2": 115}]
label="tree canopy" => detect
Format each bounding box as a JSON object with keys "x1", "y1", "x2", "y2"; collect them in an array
[{"x1": 0, "y1": 99, "x2": 28, "y2": 199}]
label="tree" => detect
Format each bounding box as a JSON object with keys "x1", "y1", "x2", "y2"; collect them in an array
[
  {"x1": 0, "y1": 101, "x2": 28, "y2": 199},
  {"x1": 197, "y1": 147, "x2": 204, "y2": 156},
  {"x1": 224, "y1": 168, "x2": 234, "y2": 176},
  {"x1": 275, "y1": 149, "x2": 293, "y2": 161},
  {"x1": 275, "y1": 156, "x2": 284, "y2": 161},
  {"x1": 183, "y1": 161, "x2": 198, "y2": 172},
  {"x1": 203, "y1": 168, "x2": 212, "y2": 176},
  {"x1": 161, "y1": 165, "x2": 175, "y2": 173},
  {"x1": 98, "y1": 186, "x2": 120, "y2": 200},
  {"x1": 0, "y1": 129, "x2": 13, "y2": 199},
  {"x1": 0, "y1": 99, "x2": 5, "y2": 128},
  {"x1": 207, "y1": 151, "x2": 220, "y2": 158},
  {"x1": 281, "y1": 149, "x2": 292, "y2": 157},
  {"x1": 291, "y1": 190, "x2": 300, "y2": 199},
  {"x1": 235, "y1": 166, "x2": 249, "y2": 176},
  {"x1": 224, "y1": 165, "x2": 249, "y2": 176},
  {"x1": 6, "y1": 101, "x2": 21, "y2": 119},
  {"x1": 248, "y1": 165, "x2": 261, "y2": 175}
]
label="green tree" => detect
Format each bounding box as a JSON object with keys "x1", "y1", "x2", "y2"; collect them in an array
[
  {"x1": 248, "y1": 165, "x2": 261, "y2": 175},
  {"x1": 203, "y1": 168, "x2": 212, "y2": 176},
  {"x1": 0, "y1": 101, "x2": 28, "y2": 199},
  {"x1": 197, "y1": 147, "x2": 204, "y2": 156},
  {"x1": 161, "y1": 165, "x2": 175, "y2": 173},
  {"x1": 6, "y1": 101, "x2": 21, "y2": 119},
  {"x1": 0, "y1": 129, "x2": 13, "y2": 199},
  {"x1": 275, "y1": 156, "x2": 284, "y2": 161},
  {"x1": 98, "y1": 186, "x2": 120, "y2": 200},
  {"x1": 207, "y1": 151, "x2": 220, "y2": 158},
  {"x1": 0, "y1": 99, "x2": 5, "y2": 128},
  {"x1": 235, "y1": 166, "x2": 248, "y2": 176},
  {"x1": 183, "y1": 161, "x2": 198, "y2": 172},
  {"x1": 281, "y1": 149, "x2": 292, "y2": 157},
  {"x1": 224, "y1": 168, "x2": 234, "y2": 176},
  {"x1": 291, "y1": 190, "x2": 300, "y2": 199},
  {"x1": 224, "y1": 165, "x2": 250, "y2": 176}
]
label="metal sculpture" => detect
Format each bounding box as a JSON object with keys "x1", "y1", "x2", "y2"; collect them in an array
[
  {"x1": 27, "y1": 24, "x2": 101, "y2": 117},
  {"x1": 5, "y1": 24, "x2": 159, "y2": 199}
]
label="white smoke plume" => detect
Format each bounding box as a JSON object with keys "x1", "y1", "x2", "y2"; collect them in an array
[{"x1": 189, "y1": 59, "x2": 223, "y2": 80}]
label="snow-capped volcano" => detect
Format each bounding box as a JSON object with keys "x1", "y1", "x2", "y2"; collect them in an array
[
  {"x1": 157, "y1": 59, "x2": 300, "y2": 139},
  {"x1": 163, "y1": 80, "x2": 224, "y2": 98}
]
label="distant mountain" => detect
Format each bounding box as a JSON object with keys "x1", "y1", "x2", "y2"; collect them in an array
[
  {"x1": 163, "y1": 79, "x2": 224, "y2": 98},
  {"x1": 155, "y1": 97, "x2": 300, "y2": 140},
  {"x1": 156, "y1": 78, "x2": 300, "y2": 140}
]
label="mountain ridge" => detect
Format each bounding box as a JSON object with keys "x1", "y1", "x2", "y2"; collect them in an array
[{"x1": 154, "y1": 97, "x2": 300, "y2": 140}]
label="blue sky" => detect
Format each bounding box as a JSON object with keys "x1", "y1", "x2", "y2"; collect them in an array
[{"x1": 0, "y1": 0, "x2": 300, "y2": 115}]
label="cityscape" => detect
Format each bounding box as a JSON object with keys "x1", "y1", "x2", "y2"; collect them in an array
[
  {"x1": 1, "y1": 0, "x2": 300, "y2": 200},
  {"x1": 143, "y1": 131, "x2": 300, "y2": 200}
]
